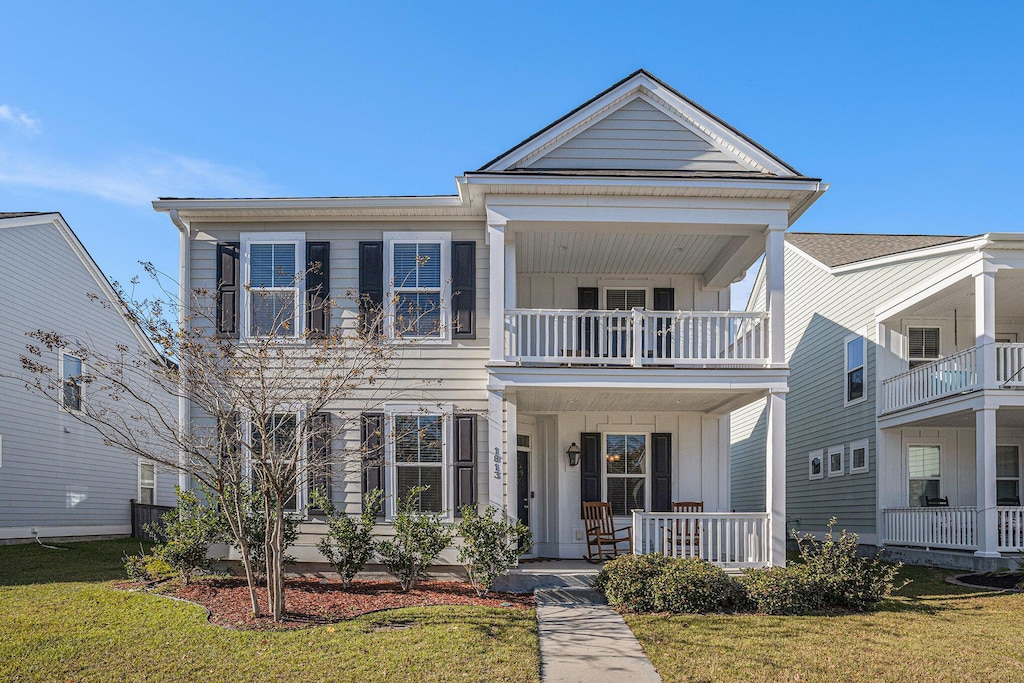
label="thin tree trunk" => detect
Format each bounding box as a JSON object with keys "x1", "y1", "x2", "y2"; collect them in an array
[{"x1": 223, "y1": 490, "x2": 261, "y2": 617}]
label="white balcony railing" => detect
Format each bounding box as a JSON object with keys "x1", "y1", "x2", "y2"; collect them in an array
[
  {"x1": 883, "y1": 506, "x2": 1024, "y2": 552},
  {"x1": 504, "y1": 309, "x2": 770, "y2": 367},
  {"x1": 882, "y1": 343, "x2": 1024, "y2": 413},
  {"x1": 632, "y1": 511, "x2": 770, "y2": 568}
]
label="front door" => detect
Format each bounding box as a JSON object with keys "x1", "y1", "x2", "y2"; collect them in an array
[{"x1": 517, "y1": 449, "x2": 532, "y2": 553}]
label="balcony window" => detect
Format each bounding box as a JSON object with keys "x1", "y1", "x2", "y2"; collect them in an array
[
  {"x1": 908, "y1": 327, "x2": 940, "y2": 369},
  {"x1": 908, "y1": 444, "x2": 941, "y2": 506}
]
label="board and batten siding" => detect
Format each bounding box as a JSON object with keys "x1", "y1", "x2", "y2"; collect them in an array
[
  {"x1": 189, "y1": 221, "x2": 491, "y2": 515},
  {"x1": 0, "y1": 222, "x2": 176, "y2": 538},
  {"x1": 523, "y1": 98, "x2": 753, "y2": 173},
  {"x1": 730, "y1": 244, "x2": 970, "y2": 536}
]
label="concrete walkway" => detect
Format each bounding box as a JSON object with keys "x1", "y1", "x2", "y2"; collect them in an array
[{"x1": 535, "y1": 587, "x2": 661, "y2": 683}]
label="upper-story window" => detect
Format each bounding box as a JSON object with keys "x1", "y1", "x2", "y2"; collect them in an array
[
  {"x1": 61, "y1": 353, "x2": 83, "y2": 411},
  {"x1": 845, "y1": 333, "x2": 866, "y2": 405},
  {"x1": 605, "y1": 288, "x2": 646, "y2": 310},
  {"x1": 241, "y1": 233, "x2": 305, "y2": 339},
  {"x1": 384, "y1": 232, "x2": 451, "y2": 341},
  {"x1": 908, "y1": 327, "x2": 940, "y2": 368}
]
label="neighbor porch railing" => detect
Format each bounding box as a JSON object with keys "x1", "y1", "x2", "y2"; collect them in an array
[
  {"x1": 632, "y1": 511, "x2": 770, "y2": 568},
  {"x1": 883, "y1": 506, "x2": 1024, "y2": 552},
  {"x1": 505, "y1": 309, "x2": 769, "y2": 367}
]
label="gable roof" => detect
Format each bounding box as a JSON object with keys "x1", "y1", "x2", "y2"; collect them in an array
[
  {"x1": 478, "y1": 69, "x2": 810, "y2": 179},
  {"x1": 786, "y1": 232, "x2": 975, "y2": 268},
  {"x1": 0, "y1": 211, "x2": 48, "y2": 219}
]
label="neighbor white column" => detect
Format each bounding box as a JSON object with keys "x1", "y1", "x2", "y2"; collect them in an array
[
  {"x1": 975, "y1": 406, "x2": 1000, "y2": 558},
  {"x1": 487, "y1": 214, "x2": 507, "y2": 363},
  {"x1": 765, "y1": 389, "x2": 787, "y2": 566},
  {"x1": 975, "y1": 266, "x2": 996, "y2": 388},
  {"x1": 765, "y1": 225, "x2": 786, "y2": 366},
  {"x1": 487, "y1": 388, "x2": 506, "y2": 511}
]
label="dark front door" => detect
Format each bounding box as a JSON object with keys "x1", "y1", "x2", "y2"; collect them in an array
[{"x1": 517, "y1": 450, "x2": 530, "y2": 549}]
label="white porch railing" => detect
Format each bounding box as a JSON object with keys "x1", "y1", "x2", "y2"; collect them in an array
[
  {"x1": 883, "y1": 506, "x2": 1024, "y2": 552},
  {"x1": 996, "y1": 343, "x2": 1024, "y2": 386},
  {"x1": 504, "y1": 309, "x2": 770, "y2": 367},
  {"x1": 632, "y1": 511, "x2": 770, "y2": 568}
]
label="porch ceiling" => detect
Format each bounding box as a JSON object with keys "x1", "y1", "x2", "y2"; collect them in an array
[
  {"x1": 514, "y1": 386, "x2": 766, "y2": 413},
  {"x1": 891, "y1": 405, "x2": 1024, "y2": 429}
]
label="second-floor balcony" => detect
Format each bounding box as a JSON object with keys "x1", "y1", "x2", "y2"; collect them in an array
[
  {"x1": 504, "y1": 308, "x2": 770, "y2": 367},
  {"x1": 882, "y1": 343, "x2": 1024, "y2": 413}
]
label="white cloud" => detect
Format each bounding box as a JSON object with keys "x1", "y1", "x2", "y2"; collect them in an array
[
  {"x1": 0, "y1": 147, "x2": 271, "y2": 207},
  {"x1": 0, "y1": 104, "x2": 40, "y2": 133}
]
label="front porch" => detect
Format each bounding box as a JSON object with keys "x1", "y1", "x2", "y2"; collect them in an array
[{"x1": 882, "y1": 505, "x2": 1024, "y2": 552}]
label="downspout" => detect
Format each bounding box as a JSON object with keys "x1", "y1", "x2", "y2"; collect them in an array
[{"x1": 169, "y1": 210, "x2": 192, "y2": 493}]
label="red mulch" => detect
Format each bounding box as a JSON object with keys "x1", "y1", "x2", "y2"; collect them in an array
[{"x1": 153, "y1": 578, "x2": 533, "y2": 630}]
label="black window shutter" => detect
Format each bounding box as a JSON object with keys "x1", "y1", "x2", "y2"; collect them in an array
[
  {"x1": 577, "y1": 288, "x2": 599, "y2": 356},
  {"x1": 307, "y1": 412, "x2": 332, "y2": 507},
  {"x1": 653, "y1": 288, "x2": 675, "y2": 311},
  {"x1": 216, "y1": 242, "x2": 240, "y2": 337},
  {"x1": 306, "y1": 241, "x2": 330, "y2": 337},
  {"x1": 578, "y1": 287, "x2": 599, "y2": 309},
  {"x1": 361, "y1": 412, "x2": 385, "y2": 517},
  {"x1": 453, "y1": 414, "x2": 477, "y2": 514},
  {"x1": 358, "y1": 241, "x2": 384, "y2": 335},
  {"x1": 652, "y1": 288, "x2": 675, "y2": 359},
  {"x1": 451, "y1": 241, "x2": 476, "y2": 339},
  {"x1": 580, "y1": 432, "x2": 601, "y2": 517},
  {"x1": 651, "y1": 433, "x2": 672, "y2": 512}
]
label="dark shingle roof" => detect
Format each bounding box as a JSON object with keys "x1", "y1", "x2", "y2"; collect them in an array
[
  {"x1": 786, "y1": 232, "x2": 975, "y2": 268},
  {"x1": 0, "y1": 211, "x2": 48, "y2": 219}
]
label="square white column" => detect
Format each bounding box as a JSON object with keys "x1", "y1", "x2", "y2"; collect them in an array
[
  {"x1": 975, "y1": 268, "x2": 996, "y2": 388},
  {"x1": 975, "y1": 406, "x2": 1000, "y2": 558},
  {"x1": 765, "y1": 390, "x2": 787, "y2": 566},
  {"x1": 488, "y1": 218, "x2": 506, "y2": 363},
  {"x1": 765, "y1": 226, "x2": 786, "y2": 365},
  {"x1": 487, "y1": 389, "x2": 506, "y2": 511}
]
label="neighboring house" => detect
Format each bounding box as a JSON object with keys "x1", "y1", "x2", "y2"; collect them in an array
[
  {"x1": 0, "y1": 212, "x2": 175, "y2": 542},
  {"x1": 731, "y1": 232, "x2": 1024, "y2": 570},
  {"x1": 155, "y1": 70, "x2": 826, "y2": 568}
]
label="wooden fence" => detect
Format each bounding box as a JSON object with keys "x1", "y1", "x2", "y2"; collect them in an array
[{"x1": 130, "y1": 499, "x2": 176, "y2": 542}]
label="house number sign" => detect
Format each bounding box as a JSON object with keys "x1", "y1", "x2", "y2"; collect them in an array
[{"x1": 493, "y1": 447, "x2": 503, "y2": 479}]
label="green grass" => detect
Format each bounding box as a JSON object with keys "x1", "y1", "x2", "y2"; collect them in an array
[
  {"x1": 626, "y1": 564, "x2": 1024, "y2": 683},
  {"x1": 0, "y1": 539, "x2": 539, "y2": 683}
]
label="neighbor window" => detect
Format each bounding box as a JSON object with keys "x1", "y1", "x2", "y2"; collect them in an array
[
  {"x1": 908, "y1": 327, "x2": 940, "y2": 368},
  {"x1": 827, "y1": 445, "x2": 844, "y2": 478},
  {"x1": 242, "y1": 233, "x2": 304, "y2": 338},
  {"x1": 250, "y1": 413, "x2": 301, "y2": 512},
  {"x1": 61, "y1": 353, "x2": 83, "y2": 411},
  {"x1": 850, "y1": 439, "x2": 869, "y2": 474},
  {"x1": 605, "y1": 434, "x2": 647, "y2": 516},
  {"x1": 385, "y1": 233, "x2": 450, "y2": 340},
  {"x1": 997, "y1": 445, "x2": 1021, "y2": 505},
  {"x1": 908, "y1": 445, "x2": 941, "y2": 506},
  {"x1": 845, "y1": 333, "x2": 865, "y2": 404},
  {"x1": 139, "y1": 461, "x2": 156, "y2": 505},
  {"x1": 808, "y1": 450, "x2": 824, "y2": 480},
  {"x1": 392, "y1": 414, "x2": 445, "y2": 513}
]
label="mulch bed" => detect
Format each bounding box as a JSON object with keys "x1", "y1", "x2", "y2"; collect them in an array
[
  {"x1": 954, "y1": 572, "x2": 1024, "y2": 591},
  {"x1": 139, "y1": 578, "x2": 533, "y2": 630}
]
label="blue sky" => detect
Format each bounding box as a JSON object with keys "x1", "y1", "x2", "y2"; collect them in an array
[{"x1": 2, "y1": 2, "x2": 1023, "y2": 304}]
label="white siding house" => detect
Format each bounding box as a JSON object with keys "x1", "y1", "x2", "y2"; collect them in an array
[
  {"x1": 0, "y1": 212, "x2": 175, "y2": 542},
  {"x1": 156, "y1": 70, "x2": 827, "y2": 568},
  {"x1": 731, "y1": 233, "x2": 1024, "y2": 570}
]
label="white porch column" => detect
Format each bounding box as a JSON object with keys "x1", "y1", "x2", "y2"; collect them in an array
[
  {"x1": 765, "y1": 225, "x2": 786, "y2": 365},
  {"x1": 975, "y1": 266, "x2": 996, "y2": 389},
  {"x1": 487, "y1": 214, "x2": 507, "y2": 363},
  {"x1": 504, "y1": 234, "x2": 517, "y2": 311},
  {"x1": 765, "y1": 389, "x2": 787, "y2": 566},
  {"x1": 975, "y1": 406, "x2": 1000, "y2": 557},
  {"x1": 487, "y1": 389, "x2": 506, "y2": 511},
  {"x1": 505, "y1": 391, "x2": 517, "y2": 520}
]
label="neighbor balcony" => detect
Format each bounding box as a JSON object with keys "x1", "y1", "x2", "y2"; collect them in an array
[{"x1": 882, "y1": 506, "x2": 1024, "y2": 553}]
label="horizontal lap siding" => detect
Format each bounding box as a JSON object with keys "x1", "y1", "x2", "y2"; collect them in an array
[{"x1": 0, "y1": 224, "x2": 173, "y2": 531}]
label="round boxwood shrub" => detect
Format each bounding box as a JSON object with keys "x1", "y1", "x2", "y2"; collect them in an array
[
  {"x1": 737, "y1": 565, "x2": 822, "y2": 615},
  {"x1": 652, "y1": 557, "x2": 742, "y2": 613},
  {"x1": 594, "y1": 553, "x2": 672, "y2": 612}
]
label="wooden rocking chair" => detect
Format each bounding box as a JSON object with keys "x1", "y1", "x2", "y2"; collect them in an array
[
  {"x1": 668, "y1": 501, "x2": 703, "y2": 557},
  {"x1": 583, "y1": 501, "x2": 633, "y2": 562}
]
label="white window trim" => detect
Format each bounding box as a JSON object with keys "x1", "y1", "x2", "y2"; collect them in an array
[
  {"x1": 850, "y1": 439, "x2": 870, "y2": 474},
  {"x1": 907, "y1": 443, "x2": 942, "y2": 507},
  {"x1": 602, "y1": 432, "x2": 650, "y2": 516},
  {"x1": 240, "y1": 232, "x2": 306, "y2": 341},
  {"x1": 244, "y1": 409, "x2": 307, "y2": 515},
  {"x1": 827, "y1": 445, "x2": 844, "y2": 478},
  {"x1": 384, "y1": 403, "x2": 453, "y2": 520},
  {"x1": 59, "y1": 352, "x2": 84, "y2": 412},
  {"x1": 808, "y1": 449, "x2": 824, "y2": 480},
  {"x1": 844, "y1": 331, "x2": 867, "y2": 407},
  {"x1": 996, "y1": 443, "x2": 1021, "y2": 504},
  {"x1": 383, "y1": 232, "x2": 452, "y2": 344},
  {"x1": 906, "y1": 325, "x2": 941, "y2": 367},
  {"x1": 138, "y1": 459, "x2": 157, "y2": 506}
]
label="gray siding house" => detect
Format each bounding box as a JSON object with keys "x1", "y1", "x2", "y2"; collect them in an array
[
  {"x1": 732, "y1": 233, "x2": 1024, "y2": 569},
  {"x1": 155, "y1": 70, "x2": 827, "y2": 568},
  {"x1": 0, "y1": 212, "x2": 175, "y2": 542}
]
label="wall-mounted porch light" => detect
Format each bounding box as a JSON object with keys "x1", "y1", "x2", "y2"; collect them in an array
[{"x1": 565, "y1": 442, "x2": 581, "y2": 467}]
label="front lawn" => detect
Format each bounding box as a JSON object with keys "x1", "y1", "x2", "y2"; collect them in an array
[
  {"x1": 0, "y1": 539, "x2": 539, "y2": 683},
  {"x1": 626, "y1": 564, "x2": 1024, "y2": 683}
]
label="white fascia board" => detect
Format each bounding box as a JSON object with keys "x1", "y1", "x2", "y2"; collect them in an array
[
  {"x1": 828, "y1": 237, "x2": 987, "y2": 274},
  {"x1": 785, "y1": 242, "x2": 833, "y2": 274},
  {"x1": 463, "y1": 172, "x2": 824, "y2": 193},
  {"x1": 152, "y1": 195, "x2": 467, "y2": 213},
  {"x1": 486, "y1": 365, "x2": 789, "y2": 391},
  {"x1": 0, "y1": 213, "x2": 62, "y2": 229}
]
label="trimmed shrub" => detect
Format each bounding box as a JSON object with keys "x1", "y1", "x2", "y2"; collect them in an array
[
  {"x1": 456, "y1": 505, "x2": 533, "y2": 596},
  {"x1": 312, "y1": 489, "x2": 383, "y2": 586},
  {"x1": 124, "y1": 550, "x2": 176, "y2": 582},
  {"x1": 737, "y1": 565, "x2": 821, "y2": 615},
  {"x1": 150, "y1": 487, "x2": 221, "y2": 584},
  {"x1": 652, "y1": 557, "x2": 743, "y2": 614},
  {"x1": 595, "y1": 553, "x2": 672, "y2": 612},
  {"x1": 376, "y1": 486, "x2": 453, "y2": 591}
]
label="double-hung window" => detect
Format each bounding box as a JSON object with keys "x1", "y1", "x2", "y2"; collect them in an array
[
  {"x1": 385, "y1": 232, "x2": 450, "y2": 341},
  {"x1": 908, "y1": 327, "x2": 940, "y2": 368},
  {"x1": 390, "y1": 413, "x2": 446, "y2": 514},
  {"x1": 605, "y1": 434, "x2": 647, "y2": 516},
  {"x1": 61, "y1": 353, "x2": 83, "y2": 411},
  {"x1": 139, "y1": 460, "x2": 156, "y2": 505},
  {"x1": 242, "y1": 233, "x2": 304, "y2": 339},
  {"x1": 997, "y1": 445, "x2": 1021, "y2": 504},
  {"x1": 845, "y1": 333, "x2": 865, "y2": 405},
  {"x1": 908, "y1": 445, "x2": 941, "y2": 506}
]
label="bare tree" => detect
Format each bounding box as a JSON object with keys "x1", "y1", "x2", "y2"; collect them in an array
[{"x1": 20, "y1": 261, "x2": 446, "y2": 621}]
